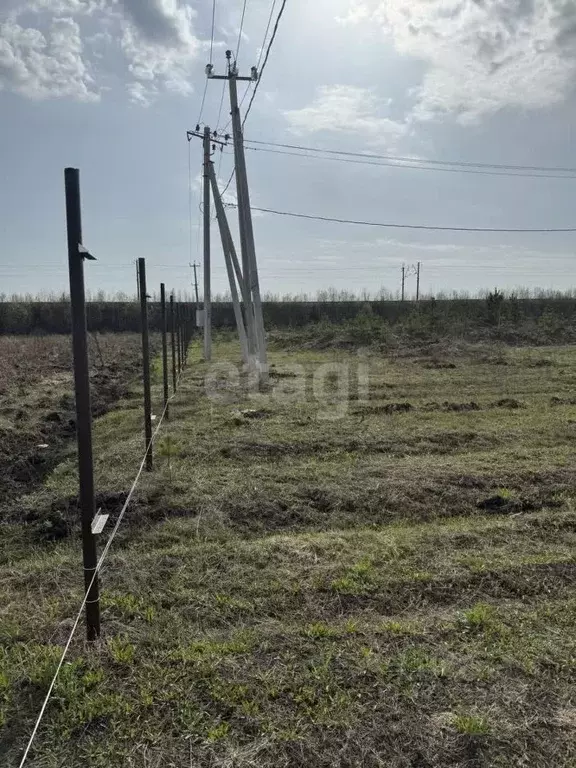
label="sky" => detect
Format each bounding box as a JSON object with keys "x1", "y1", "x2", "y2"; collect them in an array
[{"x1": 1, "y1": 0, "x2": 576, "y2": 299}]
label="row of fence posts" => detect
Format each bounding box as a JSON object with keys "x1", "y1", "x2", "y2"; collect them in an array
[
  {"x1": 65, "y1": 168, "x2": 194, "y2": 640},
  {"x1": 137, "y1": 257, "x2": 194, "y2": 471}
]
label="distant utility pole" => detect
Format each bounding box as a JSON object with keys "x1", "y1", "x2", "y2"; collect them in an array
[
  {"x1": 401, "y1": 264, "x2": 406, "y2": 302},
  {"x1": 191, "y1": 261, "x2": 200, "y2": 308},
  {"x1": 416, "y1": 262, "x2": 421, "y2": 301},
  {"x1": 135, "y1": 259, "x2": 140, "y2": 301},
  {"x1": 203, "y1": 126, "x2": 212, "y2": 361}
]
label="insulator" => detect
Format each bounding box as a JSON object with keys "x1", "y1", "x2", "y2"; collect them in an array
[
  {"x1": 205, "y1": 63, "x2": 214, "y2": 76},
  {"x1": 225, "y1": 49, "x2": 232, "y2": 59},
  {"x1": 195, "y1": 124, "x2": 200, "y2": 132},
  {"x1": 251, "y1": 66, "x2": 258, "y2": 80}
]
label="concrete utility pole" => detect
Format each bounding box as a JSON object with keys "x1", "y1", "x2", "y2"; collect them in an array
[
  {"x1": 416, "y1": 262, "x2": 421, "y2": 301},
  {"x1": 207, "y1": 51, "x2": 267, "y2": 376},
  {"x1": 203, "y1": 126, "x2": 212, "y2": 361},
  {"x1": 191, "y1": 261, "x2": 200, "y2": 307},
  {"x1": 209, "y1": 161, "x2": 249, "y2": 363},
  {"x1": 401, "y1": 264, "x2": 406, "y2": 302}
]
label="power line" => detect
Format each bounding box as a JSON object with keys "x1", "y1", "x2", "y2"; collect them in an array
[
  {"x1": 209, "y1": 0, "x2": 216, "y2": 64},
  {"x1": 241, "y1": 145, "x2": 576, "y2": 180},
  {"x1": 196, "y1": 79, "x2": 209, "y2": 126},
  {"x1": 215, "y1": 80, "x2": 226, "y2": 130},
  {"x1": 244, "y1": 138, "x2": 576, "y2": 176},
  {"x1": 243, "y1": 0, "x2": 288, "y2": 128},
  {"x1": 197, "y1": 0, "x2": 217, "y2": 124},
  {"x1": 235, "y1": 0, "x2": 248, "y2": 60},
  {"x1": 257, "y1": 0, "x2": 277, "y2": 69},
  {"x1": 188, "y1": 141, "x2": 194, "y2": 266},
  {"x1": 234, "y1": 204, "x2": 576, "y2": 233},
  {"x1": 220, "y1": 83, "x2": 251, "y2": 135},
  {"x1": 220, "y1": 166, "x2": 236, "y2": 199},
  {"x1": 239, "y1": 81, "x2": 252, "y2": 111}
]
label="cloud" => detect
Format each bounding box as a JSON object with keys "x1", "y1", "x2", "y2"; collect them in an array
[
  {"x1": 340, "y1": 0, "x2": 576, "y2": 123},
  {"x1": 25, "y1": 0, "x2": 104, "y2": 13},
  {"x1": 0, "y1": 0, "x2": 203, "y2": 104},
  {"x1": 126, "y1": 80, "x2": 155, "y2": 105},
  {"x1": 119, "y1": 1, "x2": 200, "y2": 99},
  {"x1": 118, "y1": 0, "x2": 196, "y2": 45},
  {"x1": 284, "y1": 84, "x2": 408, "y2": 143},
  {"x1": 0, "y1": 16, "x2": 99, "y2": 101}
]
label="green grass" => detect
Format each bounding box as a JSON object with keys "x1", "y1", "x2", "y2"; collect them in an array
[{"x1": 1, "y1": 337, "x2": 576, "y2": 766}]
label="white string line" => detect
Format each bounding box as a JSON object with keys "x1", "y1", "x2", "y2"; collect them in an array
[{"x1": 18, "y1": 366, "x2": 187, "y2": 768}]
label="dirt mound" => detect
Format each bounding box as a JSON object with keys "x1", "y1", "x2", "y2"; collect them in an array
[
  {"x1": 442, "y1": 401, "x2": 481, "y2": 412},
  {"x1": 551, "y1": 396, "x2": 576, "y2": 407},
  {"x1": 492, "y1": 398, "x2": 525, "y2": 409},
  {"x1": 423, "y1": 361, "x2": 457, "y2": 370}
]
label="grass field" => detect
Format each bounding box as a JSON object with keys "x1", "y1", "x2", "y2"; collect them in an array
[{"x1": 2, "y1": 335, "x2": 576, "y2": 767}]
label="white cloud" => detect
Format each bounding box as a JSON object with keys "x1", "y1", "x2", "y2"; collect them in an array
[
  {"x1": 25, "y1": 0, "x2": 104, "y2": 13},
  {"x1": 120, "y1": 12, "x2": 199, "y2": 99},
  {"x1": 340, "y1": 0, "x2": 576, "y2": 123},
  {"x1": 0, "y1": 0, "x2": 204, "y2": 104},
  {"x1": 0, "y1": 16, "x2": 99, "y2": 101},
  {"x1": 126, "y1": 80, "x2": 155, "y2": 105},
  {"x1": 119, "y1": 0, "x2": 196, "y2": 46},
  {"x1": 284, "y1": 84, "x2": 408, "y2": 143}
]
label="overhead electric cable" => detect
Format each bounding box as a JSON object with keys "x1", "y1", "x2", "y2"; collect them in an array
[
  {"x1": 243, "y1": 138, "x2": 576, "y2": 175},
  {"x1": 241, "y1": 145, "x2": 576, "y2": 180},
  {"x1": 197, "y1": 0, "x2": 216, "y2": 125},
  {"x1": 209, "y1": 0, "x2": 216, "y2": 64},
  {"x1": 257, "y1": 0, "x2": 277, "y2": 69},
  {"x1": 235, "y1": 0, "x2": 248, "y2": 60},
  {"x1": 243, "y1": 0, "x2": 288, "y2": 127},
  {"x1": 235, "y1": 204, "x2": 576, "y2": 233}
]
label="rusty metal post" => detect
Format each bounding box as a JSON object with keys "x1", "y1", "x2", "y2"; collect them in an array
[
  {"x1": 64, "y1": 167, "x2": 100, "y2": 641},
  {"x1": 138, "y1": 258, "x2": 153, "y2": 471},
  {"x1": 160, "y1": 283, "x2": 169, "y2": 418}
]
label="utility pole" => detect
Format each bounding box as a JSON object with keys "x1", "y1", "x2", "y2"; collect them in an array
[
  {"x1": 416, "y1": 262, "x2": 421, "y2": 302},
  {"x1": 227, "y1": 60, "x2": 266, "y2": 373},
  {"x1": 203, "y1": 126, "x2": 212, "y2": 361},
  {"x1": 191, "y1": 261, "x2": 200, "y2": 308},
  {"x1": 136, "y1": 259, "x2": 140, "y2": 301},
  {"x1": 209, "y1": 161, "x2": 249, "y2": 363},
  {"x1": 204, "y1": 51, "x2": 267, "y2": 376},
  {"x1": 401, "y1": 264, "x2": 405, "y2": 302}
]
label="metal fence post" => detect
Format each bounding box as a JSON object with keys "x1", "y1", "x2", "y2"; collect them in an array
[
  {"x1": 138, "y1": 258, "x2": 153, "y2": 471},
  {"x1": 64, "y1": 167, "x2": 100, "y2": 641},
  {"x1": 160, "y1": 283, "x2": 169, "y2": 419},
  {"x1": 181, "y1": 303, "x2": 187, "y2": 367},
  {"x1": 170, "y1": 293, "x2": 177, "y2": 392},
  {"x1": 176, "y1": 302, "x2": 182, "y2": 375}
]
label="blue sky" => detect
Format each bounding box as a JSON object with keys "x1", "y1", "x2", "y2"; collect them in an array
[{"x1": 2, "y1": 0, "x2": 576, "y2": 299}]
